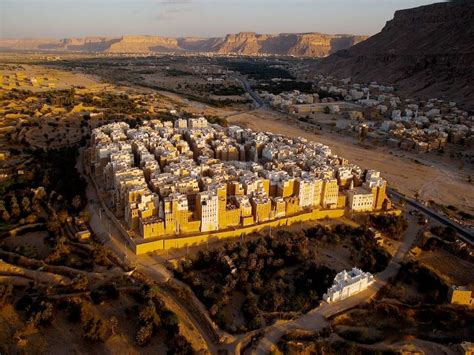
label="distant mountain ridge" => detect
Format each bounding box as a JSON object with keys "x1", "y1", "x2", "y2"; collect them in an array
[
  {"x1": 0, "y1": 32, "x2": 367, "y2": 57},
  {"x1": 316, "y1": 1, "x2": 474, "y2": 109}
]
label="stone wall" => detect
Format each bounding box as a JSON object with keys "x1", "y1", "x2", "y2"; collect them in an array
[{"x1": 133, "y1": 208, "x2": 345, "y2": 255}]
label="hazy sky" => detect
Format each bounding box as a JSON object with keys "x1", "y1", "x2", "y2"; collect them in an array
[{"x1": 1, "y1": 0, "x2": 439, "y2": 39}]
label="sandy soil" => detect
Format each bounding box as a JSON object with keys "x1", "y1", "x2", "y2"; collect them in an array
[
  {"x1": 1, "y1": 64, "x2": 105, "y2": 92},
  {"x1": 0, "y1": 295, "x2": 172, "y2": 355},
  {"x1": 2, "y1": 231, "x2": 51, "y2": 259},
  {"x1": 417, "y1": 249, "x2": 474, "y2": 285},
  {"x1": 227, "y1": 108, "x2": 474, "y2": 214},
  {"x1": 155, "y1": 89, "x2": 242, "y2": 116},
  {"x1": 23, "y1": 123, "x2": 84, "y2": 149}
]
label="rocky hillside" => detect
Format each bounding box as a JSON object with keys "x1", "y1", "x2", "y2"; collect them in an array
[
  {"x1": 316, "y1": 1, "x2": 474, "y2": 110},
  {"x1": 0, "y1": 32, "x2": 367, "y2": 57},
  {"x1": 214, "y1": 32, "x2": 367, "y2": 56}
]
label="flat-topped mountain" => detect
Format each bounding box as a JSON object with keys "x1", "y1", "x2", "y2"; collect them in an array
[
  {"x1": 214, "y1": 32, "x2": 367, "y2": 56},
  {"x1": 0, "y1": 32, "x2": 367, "y2": 57},
  {"x1": 316, "y1": 1, "x2": 474, "y2": 109}
]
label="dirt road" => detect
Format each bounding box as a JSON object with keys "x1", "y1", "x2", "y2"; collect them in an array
[{"x1": 251, "y1": 214, "x2": 421, "y2": 355}]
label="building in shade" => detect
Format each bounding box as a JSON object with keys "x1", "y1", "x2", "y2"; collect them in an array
[{"x1": 323, "y1": 268, "x2": 374, "y2": 303}]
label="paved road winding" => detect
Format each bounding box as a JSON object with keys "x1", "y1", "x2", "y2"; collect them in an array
[
  {"x1": 388, "y1": 188, "x2": 474, "y2": 243},
  {"x1": 232, "y1": 75, "x2": 265, "y2": 108}
]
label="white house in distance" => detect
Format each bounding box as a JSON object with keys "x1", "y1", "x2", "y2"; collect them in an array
[{"x1": 323, "y1": 268, "x2": 375, "y2": 303}]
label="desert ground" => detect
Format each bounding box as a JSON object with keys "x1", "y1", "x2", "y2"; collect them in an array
[
  {"x1": 227, "y1": 108, "x2": 474, "y2": 214},
  {"x1": 0, "y1": 64, "x2": 107, "y2": 92}
]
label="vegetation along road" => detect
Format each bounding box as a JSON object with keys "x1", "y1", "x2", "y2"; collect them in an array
[{"x1": 250, "y1": 214, "x2": 420, "y2": 354}]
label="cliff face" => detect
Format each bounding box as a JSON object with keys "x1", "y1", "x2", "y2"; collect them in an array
[
  {"x1": 316, "y1": 1, "x2": 474, "y2": 109},
  {"x1": 0, "y1": 32, "x2": 366, "y2": 57},
  {"x1": 107, "y1": 36, "x2": 180, "y2": 53},
  {"x1": 215, "y1": 32, "x2": 367, "y2": 56}
]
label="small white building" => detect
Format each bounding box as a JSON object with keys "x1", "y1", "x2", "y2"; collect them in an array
[{"x1": 323, "y1": 268, "x2": 374, "y2": 303}]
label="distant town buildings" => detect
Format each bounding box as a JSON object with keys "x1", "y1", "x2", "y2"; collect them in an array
[
  {"x1": 323, "y1": 268, "x2": 375, "y2": 303},
  {"x1": 259, "y1": 75, "x2": 473, "y2": 152},
  {"x1": 89, "y1": 117, "x2": 392, "y2": 241}
]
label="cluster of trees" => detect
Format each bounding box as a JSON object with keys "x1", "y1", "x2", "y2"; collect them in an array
[
  {"x1": 37, "y1": 88, "x2": 78, "y2": 109},
  {"x1": 60, "y1": 299, "x2": 109, "y2": 342},
  {"x1": 430, "y1": 226, "x2": 457, "y2": 242},
  {"x1": 369, "y1": 215, "x2": 408, "y2": 240},
  {"x1": 338, "y1": 299, "x2": 474, "y2": 345},
  {"x1": 220, "y1": 59, "x2": 294, "y2": 81},
  {"x1": 164, "y1": 69, "x2": 192, "y2": 77},
  {"x1": 176, "y1": 229, "x2": 341, "y2": 333},
  {"x1": 11, "y1": 283, "x2": 192, "y2": 348},
  {"x1": 392, "y1": 261, "x2": 449, "y2": 304},
  {"x1": 186, "y1": 94, "x2": 249, "y2": 108},
  {"x1": 349, "y1": 228, "x2": 391, "y2": 274},
  {"x1": 317, "y1": 89, "x2": 345, "y2": 102},
  {"x1": 96, "y1": 93, "x2": 143, "y2": 114},
  {"x1": 255, "y1": 80, "x2": 316, "y2": 95},
  {"x1": 177, "y1": 224, "x2": 396, "y2": 333},
  {"x1": 42, "y1": 231, "x2": 112, "y2": 272},
  {"x1": 422, "y1": 232, "x2": 473, "y2": 262},
  {"x1": 90, "y1": 284, "x2": 120, "y2": 304},
  {"x1": 1, "y1": 147, "x2": 86, "y2": 227},
  {"x1": 82, "y1": 310, "x2": 110, "y2": 342},
  {"x1": 336, "y1": 328, "x2": 383, "y2": 345},
  {"x1": 29, "y1": 148, "x2": 87, "y2": 212},
  {"x1": 1, "y1": 88, "x2": 34, "y2": 101},
  {"x1": 0, "y1": 285, "x2": 13, "y2": 309},
  {"x1": 204, "y1": 115, "x2": 228, "y2": 127},
  {"x1": 0, "y1": 193, "x2": 38, "y2": 224},
  {"x1": 279, "y1": 334, "x2": 392, "y2": 355},
  {"x1": 306, "y1": 224, "x2": 391, "y2": 274},
  {"x1": 133, "y1": 285, "x2": 193, "y2": 354},
  {"x1": 207, "y1": 85, "x2": 246, "y2": 96}
]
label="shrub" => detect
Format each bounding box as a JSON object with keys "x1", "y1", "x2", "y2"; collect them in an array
[
  {"x1": 16, "y1": 295, "x2": 33, "y2": 311},
  {"x1": 82, "y1": 313, "x2": 108, "y2": 342},
  {"x1": 135, "y1": 323, "x2": 153, "y2": 346},
  {"x1": 161, "y1": 310, "x2": 179, "y2": 334},
  {"x1": 430, "y1": 226, "x2": 457, "y2": 242},
  {"x1": 0, "y1": 285, "x2": 12, "y2": 308},
  {"x1": 370, "y1": 215, "x2": 408, "y2": 240},
  {"x1": 90, "y1": 284, "x2": 119, "y2": 304},
  {"x1": 66, "y1": 301, "x2": 82, "y2": 323},
  {"x1": 166, "y1": 334, "x2": 193, "y2": 355}
]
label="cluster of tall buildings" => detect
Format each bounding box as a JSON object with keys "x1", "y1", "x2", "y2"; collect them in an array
[{"x1": 89, "y1": 117, "x2": 390, "y2": 240}]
